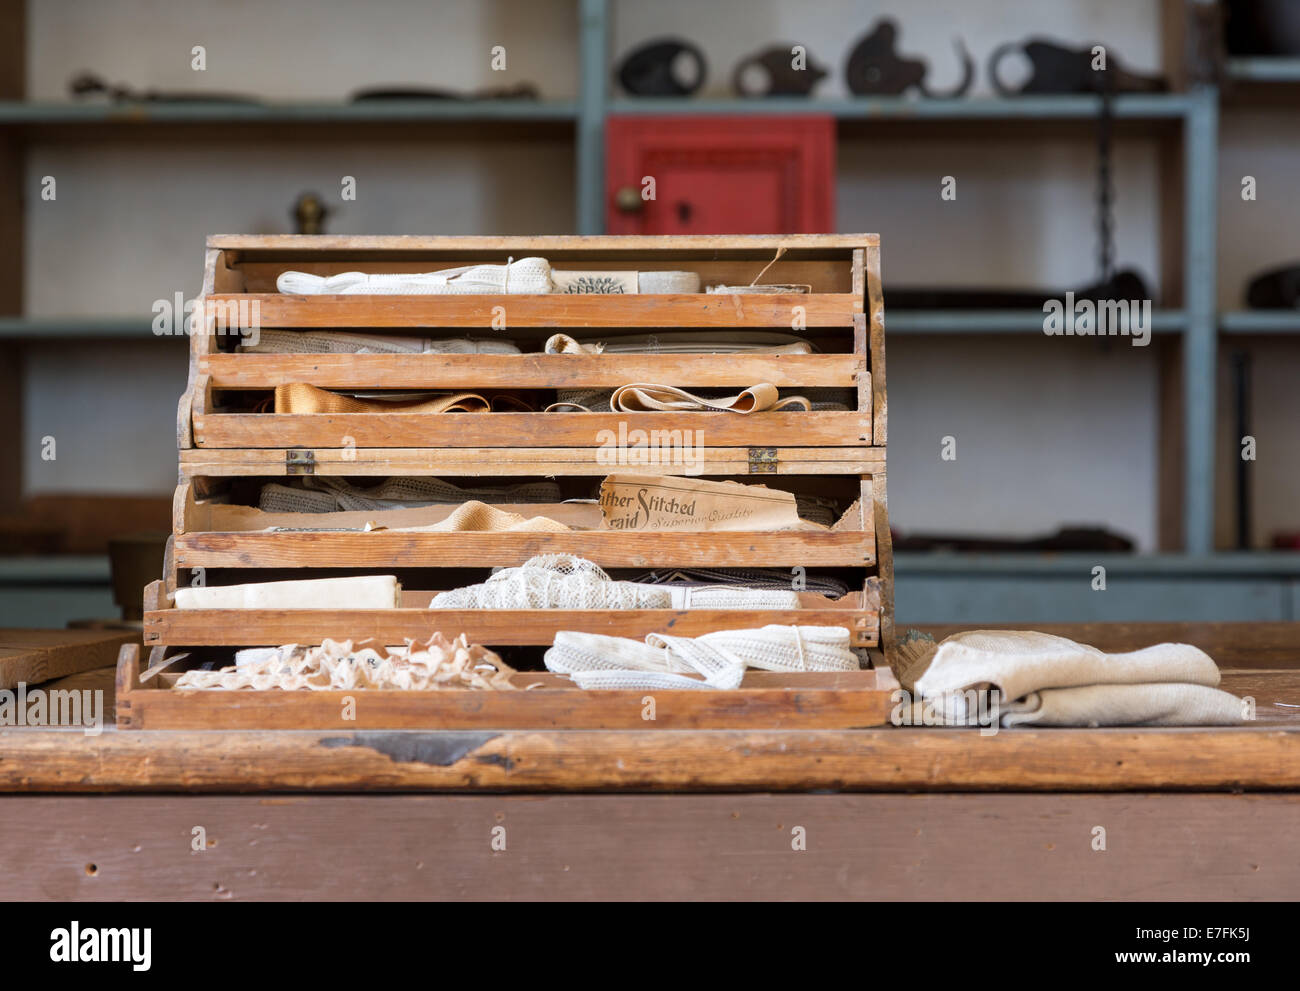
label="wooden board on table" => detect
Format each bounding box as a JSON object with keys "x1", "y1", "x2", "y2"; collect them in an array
[{"x1": 0, "y1": 629, "x2": 139, "y2": 691}]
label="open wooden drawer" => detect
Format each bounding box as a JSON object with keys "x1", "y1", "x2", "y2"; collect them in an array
[{"x1": 115, "y1": 641, "x2": 898, "y2": 730}]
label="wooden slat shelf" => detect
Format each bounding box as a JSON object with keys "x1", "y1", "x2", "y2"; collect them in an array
[
  {"x1": 191, "y1": 411, "x2": 874, "y2": 450},
  {"x1": 117, "y1": 648, "x2": 893, "y2": 729},
  {"x1": 204, "y1": 292, "x2": 861, "y2": 329},
  {"x1": 132, "y1": 233, "x2": 893, "y2": 729},
  {"x1": 179, "y1": 445, "x2": 882, "y2": 477},
  {"x1": 144, "y1": 602, "x2": 880, "y2": 650},
  {"x1": 171, "y1": 529, "x2": 876, "y2": 569},
  {"x1": 203, "y1": 352, "x2": 862, "y2": 389}
]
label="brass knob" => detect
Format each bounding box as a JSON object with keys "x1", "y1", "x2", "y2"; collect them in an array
[{"x1": 614, "y1": 186, "x2": 644, "y2": 213}]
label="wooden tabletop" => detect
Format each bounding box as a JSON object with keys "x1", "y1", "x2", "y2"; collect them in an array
[{"x1": 2, "y1": 621, "x2": 1297, "y2": 794}]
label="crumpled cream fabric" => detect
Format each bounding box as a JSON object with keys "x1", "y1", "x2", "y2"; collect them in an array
[
  {"x1": 429, "y1": 554, "x2": 801, "y2": 611},
  {"x1": 242, "y1": 330, "x2": 519, "y2": 355},
  {"x1": 912, "y1": 630, "x2": 1243, "y2": 727},
  {"x1": 392, "y1": 500, "x2": 569, "y2": 533},
  {"x1": 545, "y1": 625, "x2": 859, "y2": 691},
  {"x1": 276, "y1": 258, "x2": 553, "y2": 295},
  {"x1": 175, "y1": 634, "x2": 516, "y2": 691}
]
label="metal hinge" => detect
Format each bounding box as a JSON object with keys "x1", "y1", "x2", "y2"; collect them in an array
[
  {"x1": 286, "y1": 449, "x2": 316, "y2": 475},
  {"x1": 748, "y1": 447, "x2": 777, "y2": 474}
]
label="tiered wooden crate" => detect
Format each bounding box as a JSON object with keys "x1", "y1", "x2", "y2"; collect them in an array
[{"x1": 117, "y1": 234, "x2": 895, "y2": 729}]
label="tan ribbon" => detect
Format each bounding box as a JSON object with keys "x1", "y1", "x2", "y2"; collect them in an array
[
  {"x1": 382, "y1": 500, "x2": 570, "y2": 533},
  {"x1": 273, "y1": 382, "x2": 490, "y2": 414},
  {"x1": 608, "y1": 382, "x2": 810, "y2": 413}
]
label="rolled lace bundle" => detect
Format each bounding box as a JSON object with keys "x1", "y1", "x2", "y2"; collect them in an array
[
  {"x1": 429, "y1": 554, "x2": 801, "y2": 611},
  {"x1": 545, "y1": 625, "x2": 859, "y2": 691}
]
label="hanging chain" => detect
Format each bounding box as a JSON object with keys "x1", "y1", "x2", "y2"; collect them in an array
[{"x1": 1096, "y1": 80, "x2": 1115, "y2": 285}]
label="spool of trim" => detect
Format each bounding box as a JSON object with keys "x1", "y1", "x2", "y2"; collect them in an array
[{"x1": 637, "y1": 270, "x2": 701, "y2": 293}]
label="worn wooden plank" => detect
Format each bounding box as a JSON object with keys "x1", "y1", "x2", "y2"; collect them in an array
[
  {"x1": 237, "y1": 258, "x2": 855, "y2": 293},
  {"x1": 142, "y1": 604, "x2": 879, "y2": 649},
  {"x1": 203, "y1": 352, "x2": 860, "y2": 389},
  {"x1": 0, "y1": 629, "x2": 139, "y2": 691},
  {"x1": 171, "y1": 529, "x2": 874, "y2": 569},
  {"x1": 49, "y1": 791, "x2": 1300, "y2": 898},
  {"x1": 0, "y1": 793, "x2": 1295, "y2": 900},
  {"x1": 208, "y1": 233, "x2": 879, "y2": 252},
  {"x1": 180, "y1": 445, "x2": 883, "y2": 477},
  {"x1": 2, "y1": 719, "x2": 1300, "y2": 793},
  {"x1": 191, "y1": 410, "x2": 872, "y2": 449},
  {"x1": 870, "y1": 472, "x2": 895, "y2": 657},
  {"x1": 203, "y1": 292, "x2": 859, "y2": 329},
  {"x1": 865, "y1": 242, "x2": 887, "y2": 447}
]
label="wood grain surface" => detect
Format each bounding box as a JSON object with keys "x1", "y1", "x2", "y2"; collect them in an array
[
  {"x1": 203, "y1": 352, "x2": 861, "y2": 389},
  {"x1": 206, "y1": 293, "x2": 859, "y2": 329},
  {"x1": 2, "y1": 792, "x2": 1297, "y2": 900},
  {"x1": 191, "y1": 410, "x2": 873, "y2": 449}
]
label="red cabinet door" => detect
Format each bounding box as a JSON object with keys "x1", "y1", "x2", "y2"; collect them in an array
[{"x1": 606, "y1": 115, "x2": 835, "y2": 234}]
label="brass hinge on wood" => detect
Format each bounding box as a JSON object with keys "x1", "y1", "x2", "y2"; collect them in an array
[
  {"x1": 748, "y1": 447, "x2": 777, "y2": 474},
  {"x1": 286, "y1": 449, "x2": 316, "y2": 475}
]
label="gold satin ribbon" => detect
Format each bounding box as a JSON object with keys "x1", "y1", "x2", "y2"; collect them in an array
[{"x1": 274, "y1": 383, "x2": 491, "y2": 414}]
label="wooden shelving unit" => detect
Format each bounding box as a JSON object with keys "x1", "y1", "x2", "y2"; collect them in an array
[
  {"x1": 1, "y1": 0, "x2": 1297, "y2": 621},
  {"x1": 115, "y1": 232, "x2": 897, "y2": 729}
]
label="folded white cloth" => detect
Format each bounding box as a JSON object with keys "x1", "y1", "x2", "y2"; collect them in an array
[
  {"x1": 912, "y1": 630, "x2": 1243, "y2": 728},
  {"x1": 276, "y1": 258, "x2": 553, "y2": 295},
  {"x1": 175, "y1": 575, "x2": 399, "y2": 610},
  {"x1": 1000, "y1": 683, "x2": 1245, "y2": 727},
  {"x1": 545, "y1": 625, "x2": 858, "y2": 691}
]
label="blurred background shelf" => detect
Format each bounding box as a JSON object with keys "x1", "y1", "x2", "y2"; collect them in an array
[
  {"x1": 0, "y1": 99, "x2": 580, "y2": 128},
  {"x1": 608, "y1": 94, "x2": 1198, "y2": 119},
  {"x1": 887, "y1": 310, "x2": 1187, "y2": 334},
  {"x1": 1225, "y1": 56, "x2": 1300, "y2": 82},
  {"x1": 1219, "y1": 310, "x2": 1300, "y2": 334},
  {"x1": 0, "y1": 316, "x2": 164, "y2": 339}
]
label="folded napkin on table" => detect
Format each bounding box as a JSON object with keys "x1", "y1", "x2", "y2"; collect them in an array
[{"x1": 908, "y1": 629, "x2": 1244, "y2": 727}]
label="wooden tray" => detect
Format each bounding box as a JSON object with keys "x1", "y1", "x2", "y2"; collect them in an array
[
  {"x1": 141, "y1": 581, "x2": 880, "y2": 649},
  {"x1": 115, "y1": 642, "x2": 899, "y2": 730},
  {"x1": 125, "y1": 234, "x2": 896, "y2": 730}
]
